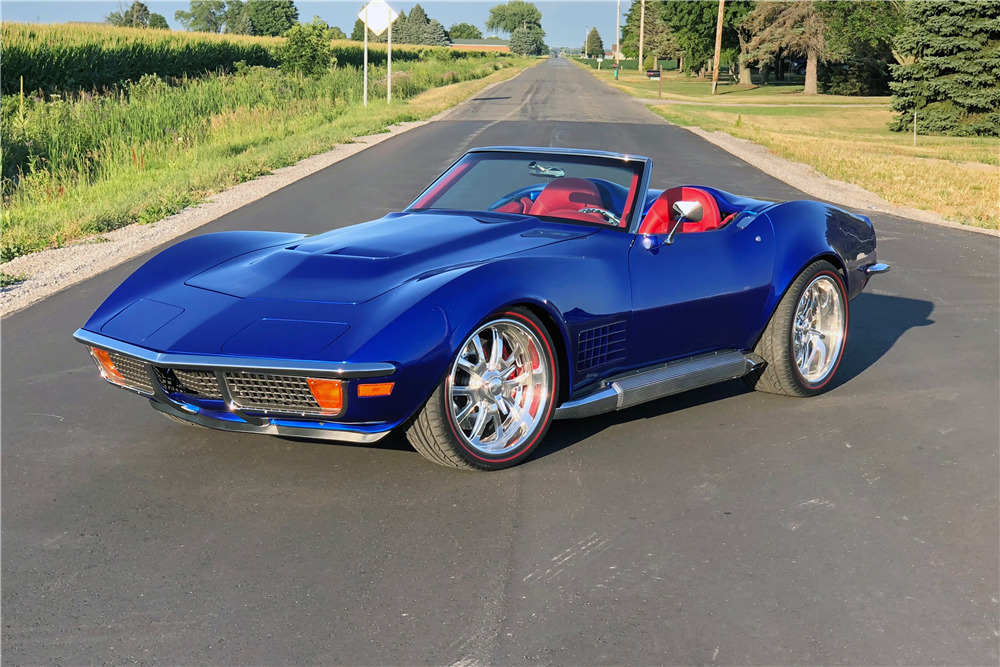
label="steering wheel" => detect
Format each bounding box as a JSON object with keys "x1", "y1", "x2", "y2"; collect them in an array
[{"x1": 578, "y1": 206, "x2": 621, "y2": 226}]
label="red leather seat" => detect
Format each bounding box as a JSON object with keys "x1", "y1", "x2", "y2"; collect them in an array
[
  {"x1": 639, "y1": 186, "x2": 723, "y2": 235},
  {"x1": 528, "y1": 178, "x2": 606, "y2": 223},
  {"x1": 495, "y1": 197, "x2": 534, "y2": 214}
]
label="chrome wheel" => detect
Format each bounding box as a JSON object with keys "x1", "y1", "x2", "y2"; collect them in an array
[
  {"x1": 792, "y1": 275, "x2": 846, "y2": 385},
  {"x1": 447, "y1": 319, "x2": 551, "y2": 457}
]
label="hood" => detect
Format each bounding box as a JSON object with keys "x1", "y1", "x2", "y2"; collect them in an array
[{"x1": 185, "y1": 211, "x2": 595, "y2": 304}]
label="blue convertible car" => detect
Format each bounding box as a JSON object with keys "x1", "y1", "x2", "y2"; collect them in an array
[{"x1": 75, "y1": 147, "x2": 889, "y2": 470}]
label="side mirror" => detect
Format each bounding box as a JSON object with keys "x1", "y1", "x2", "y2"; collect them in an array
[
  {"x1": 665, "y1": 200, "x2": 703, "y2": 246},
  {"x1": 672, "y1": 200, "x2": 703, "y2": 223}
]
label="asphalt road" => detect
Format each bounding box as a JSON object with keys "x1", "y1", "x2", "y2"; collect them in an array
[{"x1": 3, "y1": 58, "x2": 998, "y2": 665}]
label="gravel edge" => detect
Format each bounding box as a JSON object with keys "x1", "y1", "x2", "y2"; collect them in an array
[
  {"x1": 0, "y1": 74, "x2": 515, "y2": 318},
  {"x1": 672, "y1": 122, "x2": 999, "y2": 238}
]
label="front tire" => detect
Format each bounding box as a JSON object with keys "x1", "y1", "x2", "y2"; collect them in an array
[
  {"x1": 744, "y1": 260, "x2": 849, "y2": 397},
  {"x1": 407, "y1": 308, "x2": 558, "y2": 471}
]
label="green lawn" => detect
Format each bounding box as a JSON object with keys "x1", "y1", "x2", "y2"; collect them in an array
[
  {"x1": 577, "y1": 60, "x2": 890, "y2": 105},
  {"x1": 650, "y1": 103, "x2": 999, "y2": 229}
]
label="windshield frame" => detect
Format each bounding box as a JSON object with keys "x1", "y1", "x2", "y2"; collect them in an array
[{"x1": 407, "y1": 147, "x2": 653, "y2": 233}]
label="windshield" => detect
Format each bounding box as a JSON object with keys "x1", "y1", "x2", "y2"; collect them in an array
[{"x1": 408, "y1": 151, "x2": 645, "y2": 229}]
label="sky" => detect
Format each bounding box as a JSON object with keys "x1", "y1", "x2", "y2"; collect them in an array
[{"x1": 0, "y1": 0, "x2": 629, "y2": 49}]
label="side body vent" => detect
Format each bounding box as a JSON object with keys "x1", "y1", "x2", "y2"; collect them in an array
[{"x1": 577, "y1": 321, "x2": 627, "y2": 372}]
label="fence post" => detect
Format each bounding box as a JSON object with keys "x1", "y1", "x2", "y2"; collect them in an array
[{"x1": 913, "y1": 110, "x2": 917, "y2": 146}]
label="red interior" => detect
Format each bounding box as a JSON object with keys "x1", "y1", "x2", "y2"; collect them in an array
[
  {"x1": 495, "y1": 196, "x2": 535, "y2": 214},
  {"x1": 528, "y1": 178, "x2": 607, "y2": 223},
  {"x1": 639, "y1": 186, "x2": 724, "y2": 235}
]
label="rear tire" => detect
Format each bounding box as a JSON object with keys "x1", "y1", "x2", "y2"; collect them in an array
[
  {"x1": 407, "y1": 308, "x2": 559, "y2": 471},
  {"x1": 744, "y1": 260, "x2": 849, "y2": 397}
]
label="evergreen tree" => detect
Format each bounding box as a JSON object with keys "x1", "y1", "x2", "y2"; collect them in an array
[
  {"x1": 449, "y1": 22, "x2": 483, "y2": 40},
  {"x1": 509, "y1": 24, "x2": 545, "y2": 55},
  {"x1": 890, "y1": 0, "x2": 1000, "y2": 136},
  {"x1": 351, "y1": 18, "x2": 365, "y2": 41},
  {"x1": 407, "y1": 3, "x2": 430, "y2": 42},
  {"x1": 425, "y1": 19, "x2": 450, "y2": 46},
  {"x1": 584, "y1": 27, "x2": 604, "y2": 57},
  {"x1": 390, "y1": 10, "x2": 410, "y2": 43},
  {"x1": 148, "y1": 13, "x2": 169, "y2": 29},
  {"x1": 246, "y1": 0, "x2": 298, "y2": 36}
]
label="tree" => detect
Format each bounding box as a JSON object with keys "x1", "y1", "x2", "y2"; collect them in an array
[
  {"x1": 584, "y1": 27, "x2": 604, "y2": 57},
  {"x1": 350, "y1": 18, "x2": 365, "y2": 41},
  {"x1": 889, "y1": 0, "x2": 1000, "y2": 136},
  {"x1": 246, "y1": 0, "x2": 298, "y2": 36},
  {"x1": 486, "y1": 1, "x2": 542, "y2": 35},
  {"x1": 425, "y1": 19, "x2": 450, "y2": 46},
  {"x1": 174, "y1": 1, "x2": 227, "y2": 33},
  {"x1": 280, "y1": 17, "x2": 332, "y2": 76},
  {"x1": 742, "y1": 1, "x2": 832, "y2": 94},
  {"x1": 450, "y1": 22, "x2": 483, "y2": 40},
  {"x1": 108, "y1": 1, "x2": 151, "y2": 27},
  {"x1": 658, "y1": 0, "x2": 753, "y2": 78},
  {"x1": 327, "y1": 25, "x2": 346, "y2": 40},
  {"x1": 818, "y1": 1, "x2": 904, "y2": 96},
  {"x1": 148, "y1": 13, "x2": 169, "y2": 29},
  {"x1": 510, "y1": 24, "x2": 545, "y2": 55},
  {"x1": 621, "y1": 1, "x2": 679, "y2": 67},
  {"x1": 222, "y1": 0, "x2": 253, "y2": 34}
]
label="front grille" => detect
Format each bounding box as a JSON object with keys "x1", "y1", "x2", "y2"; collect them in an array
[
  {"x1": 107, "y1": 352, "x2": 155, "y2": 393},
  {"x1": 155, "y1": 367, "x2": 224, "y2": 399},
  {"x1": 224, "y1": 372, "x2": 321, "y2": 413}
]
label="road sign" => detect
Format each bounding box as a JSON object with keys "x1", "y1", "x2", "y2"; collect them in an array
[
  {"x1": 358, "y1": 0, "x2": 399, "y2": 107},
  {"x1": 358, "y1": 0, "x2": 398, "y2": 36}
]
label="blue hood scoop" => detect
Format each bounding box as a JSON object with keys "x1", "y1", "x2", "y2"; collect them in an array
[{"x1": 185, "y1": 212, "x2": 595, "y2": 304}]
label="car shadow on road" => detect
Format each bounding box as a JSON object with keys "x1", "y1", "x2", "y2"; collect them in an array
[
  {"x1": 533, "y1": 292, "x2": 935, "y2": 463},
  {"x1": 278, "y1": 294, "x2": 934, "y2": 465},
  {"x1": 828, "y1": 292, "x2": 934, "y2": 389}
]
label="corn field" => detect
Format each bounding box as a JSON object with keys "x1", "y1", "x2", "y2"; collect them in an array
[
  {"x1": 1, "y1": 22, "x2": 505, "y2": 96},
  {"x1": 0, "y1": 22, "x2": 521, "y2": 262}
]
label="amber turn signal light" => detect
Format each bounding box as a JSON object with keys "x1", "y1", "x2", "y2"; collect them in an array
[
  {"x1": 90, "y1": 347, "x2": 127, "y2": 385},
  {"x1": 357, "y1": 382, "x2": 394, "y2": 398},
  {"x1": 307, "y1": 378, "x2": 344, "y2": 414}
]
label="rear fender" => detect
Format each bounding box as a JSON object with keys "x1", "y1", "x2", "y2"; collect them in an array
[{"x1": 763, "y1": 201, "x2": 876, "y2": 317}]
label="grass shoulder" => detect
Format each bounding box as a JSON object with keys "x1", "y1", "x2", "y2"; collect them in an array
[
  {"x1": 648, "y1": 102, "x2": 999, "y2": 230},
  {"x1": 1, "y1": 57, "x2": 533, "y2": 262}
]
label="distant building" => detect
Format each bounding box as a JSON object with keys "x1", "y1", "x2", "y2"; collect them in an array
[{"x1": 450, "y1": 38, "x2": 511, "y2": 53}]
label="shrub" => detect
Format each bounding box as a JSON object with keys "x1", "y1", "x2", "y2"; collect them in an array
[{"x1": 280, "y1": 18, "x2": 333, "y2": 76}]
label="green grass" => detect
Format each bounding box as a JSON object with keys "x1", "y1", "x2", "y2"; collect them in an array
[
  {"x1": 649, "y1": 103, "x2": 1000, "y2": 229},
  {"x1": 1, "y1": 270, "x2": 26, "y2": 287},
  {"x1": 1, "y1": 57, "x2": 530, "y2": 262},
  {"x1": 576, "y1": 60, "x2": 890, "y2": 105}
]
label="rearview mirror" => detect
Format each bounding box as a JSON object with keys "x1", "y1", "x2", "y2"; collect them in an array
[
  {"x1": 528, "y1": 161, "x2": 566, "y2": 178},
  {"x1": 672, "y1": 200, "x2": 703, "y2": 222}
]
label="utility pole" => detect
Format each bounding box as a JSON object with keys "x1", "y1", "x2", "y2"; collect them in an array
[
  {"x1": 638, "y1": 0, "x2": 645, "y2": 70},
  {"x1": 615, "y1": 0, "x2": 621, "y2": 65},
  {"x1": 711, "y1": 0, "x2": 725, "y2": 94},
  {"x1": 585, "y1": 25, "x2": 589, "y2": 58}
]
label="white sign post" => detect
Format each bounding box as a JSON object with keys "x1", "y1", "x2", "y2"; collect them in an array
[{"x1": 358, "y1": 0, "x2": 399, "y2": 107}]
